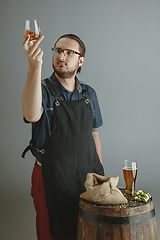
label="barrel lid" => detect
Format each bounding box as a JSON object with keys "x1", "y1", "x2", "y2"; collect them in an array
[{"x1": 79, "y1": 188, "x2": 153, "y2": 210}]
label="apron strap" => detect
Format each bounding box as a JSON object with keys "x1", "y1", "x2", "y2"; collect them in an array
[
  {"x1": 21, "y1": 144, "x2": 31, "y2": 158},
  {"x1": 44, "y1": 78, "x2": 89, "y2": 105},
  {"x1": 44, "y1": 78, "x2": 60, "y2": 106},
  {"x1": 82, "y1": 89, "x2": 90, "y2": 104},
  {"x1": 21, "y1": 141, "x2": 45, "y2": 158}
]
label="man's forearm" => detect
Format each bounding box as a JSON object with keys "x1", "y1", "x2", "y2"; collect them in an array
[
  {"x1": 92, "y1": 131, "x2": 103, "y2": 165},
  {"x1": 22, "y1": 66, "x2": 42, "y2": 122}
]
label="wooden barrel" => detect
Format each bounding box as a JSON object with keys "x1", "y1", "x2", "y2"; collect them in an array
[{"x1": 77, "y1": 192, "x2": 158, "y2": 240}]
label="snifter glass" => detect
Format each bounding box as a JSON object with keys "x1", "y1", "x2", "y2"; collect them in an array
[
  {"x1": 24, "y1": 20, "x2": 41, "y2": 41},
  {"x1": 123, "y1": 160, "x2": 137, "y2": 196}
]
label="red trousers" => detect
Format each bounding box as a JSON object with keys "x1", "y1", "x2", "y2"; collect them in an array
[{"x1": 31, "y1": 162, "x2": 77, "y2": 240}]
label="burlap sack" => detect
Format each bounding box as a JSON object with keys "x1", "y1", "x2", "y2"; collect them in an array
[{"x1": 80, "y1": 173, "x2": 128, "y2": 205}]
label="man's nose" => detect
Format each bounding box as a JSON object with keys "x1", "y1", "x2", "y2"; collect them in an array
[{"x1": 58, "y1": 51, "x2": 66, "y2": 60}]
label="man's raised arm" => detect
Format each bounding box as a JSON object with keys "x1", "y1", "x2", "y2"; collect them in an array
[{"x1": 22, "y1": 34, "x2": 44, "y2": 122}]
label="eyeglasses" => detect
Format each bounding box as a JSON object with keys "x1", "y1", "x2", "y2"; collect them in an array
[{"x1": 52, "y1": 48, "x2": 82, "y2": 57}]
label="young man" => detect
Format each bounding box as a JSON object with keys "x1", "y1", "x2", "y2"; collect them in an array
[{"x1": 22, "y1": 33, "x2": 104, "y2": 240}]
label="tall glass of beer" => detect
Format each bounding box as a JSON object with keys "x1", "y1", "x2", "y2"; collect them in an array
[{"x1": 123, "y1": 160, "x2": 137, "y2": 196}]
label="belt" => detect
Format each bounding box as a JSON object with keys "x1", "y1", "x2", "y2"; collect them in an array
[{"x1": 36, "y1": 160, "x2": 42, "y2": 167}]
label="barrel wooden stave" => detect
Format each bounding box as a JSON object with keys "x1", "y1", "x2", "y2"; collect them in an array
[{"x1": 77, "y1": 198, "x2": 158, "y2": 240}]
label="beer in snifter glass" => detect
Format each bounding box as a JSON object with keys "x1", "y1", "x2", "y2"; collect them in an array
[
  {"x1": 24, "y1": 20, "x2": 41, "y2": 41},
  {"x1": 123, "y1": 160, "x2": 137, "y2": 196}
]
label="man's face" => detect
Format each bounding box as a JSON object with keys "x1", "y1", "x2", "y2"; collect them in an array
[{"x1": 52, "y1": 38, "x2": 84, "y2": 79}]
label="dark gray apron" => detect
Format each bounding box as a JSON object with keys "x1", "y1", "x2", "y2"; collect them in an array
[{"x1": 39, "y1": 79, "x2": 104, "y2": 238}]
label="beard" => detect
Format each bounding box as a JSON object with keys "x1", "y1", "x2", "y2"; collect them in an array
[{"x1": 52, "y1": 60, "x2": 79, "y2": 79}]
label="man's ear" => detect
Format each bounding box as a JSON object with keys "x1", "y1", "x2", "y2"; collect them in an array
[{"x1": 79, "y1": 57, "x2": 84, "y2": 67}]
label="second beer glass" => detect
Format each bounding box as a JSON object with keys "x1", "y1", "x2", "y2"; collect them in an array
[{"x1": 123, "y1": 160, "x2": 137, "y2": 196}]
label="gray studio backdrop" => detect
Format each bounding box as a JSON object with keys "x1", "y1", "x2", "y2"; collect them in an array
[{"x1": 0, "y1": 0, "x2": 160, "y2": 239}]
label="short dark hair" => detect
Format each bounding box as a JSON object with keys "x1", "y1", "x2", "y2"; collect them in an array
[{"x1": 54, "y1": 34, "x2": 86, "y2": 73}]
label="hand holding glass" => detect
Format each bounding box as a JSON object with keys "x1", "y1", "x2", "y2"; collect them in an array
[
  {"x1": 24, "y1": 20, "x2": 41, "y2": 41},
  {"x1": 123, "y1": 160, "x2": 137, "y2": 196}
]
